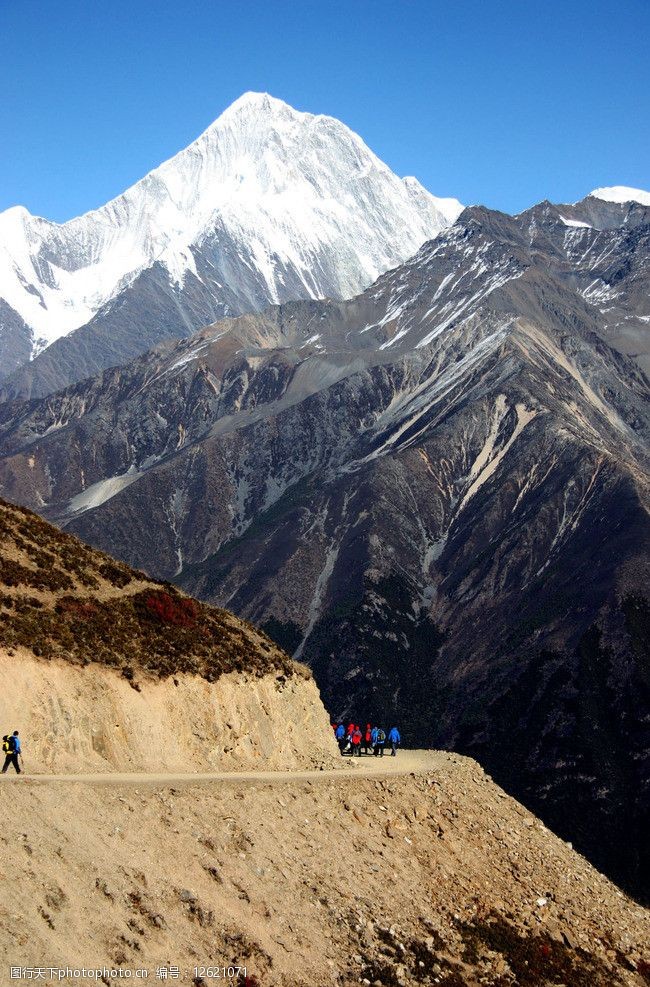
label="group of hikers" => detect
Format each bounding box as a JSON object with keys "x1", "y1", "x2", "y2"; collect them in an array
[
  {"x1": 332, "y1": 721, "x2": 401, "y2": 757},
  {"x1": 2, "y1": 731, "x2": 22, "y2": 774}
]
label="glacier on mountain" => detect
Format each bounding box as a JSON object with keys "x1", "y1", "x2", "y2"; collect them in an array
[
  {"x1": 0, "y1": 92, "x2": 463, "y2": 361},
  {"x1": 589, "y1": 185, "x2": 650, "y2": 206}
]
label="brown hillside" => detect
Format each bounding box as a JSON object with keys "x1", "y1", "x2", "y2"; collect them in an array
[
  {"x1": 0, "y1": 497, "x2": 339, "y2": 772},
  {"x1": 0, "y1": 497, "x2": 297, "y2": 682}
]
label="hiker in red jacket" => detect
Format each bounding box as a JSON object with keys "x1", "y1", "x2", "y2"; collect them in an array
[
  {"x1": 364, "y1": 723, "x2": 373, "y2": 755},
  {"x1": 351, "y1": 726, "x2": 363, "y2": 757}
]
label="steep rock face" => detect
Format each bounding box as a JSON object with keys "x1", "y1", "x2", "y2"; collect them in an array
[
  {"x1": 0, "y1": 199, "x2": 648, "y2": 898},
  {"x1": 0, "y1": 299, "x2": 33, "y2": 379},
  {"x1": 0, "y1": 92, "x2": 461, "y2": 398},
  {"x1": 507, "y1": 195, "x2": 650, "y2": 373},
  {"x1": 0, "y1": 650, "x2": 336, "y2": 773}
]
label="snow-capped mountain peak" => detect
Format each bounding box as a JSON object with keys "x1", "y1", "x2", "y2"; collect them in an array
[
  {"x1": 0, "y1": 93, "x2": 463, "y2": 372},
  {"x1": 589, "y1": 185, "x2": 650, "y2": 206}
]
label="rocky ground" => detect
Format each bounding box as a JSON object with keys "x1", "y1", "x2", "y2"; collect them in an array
[{"x1": 1, "y1": 753, "x2": 648, "y2": 987}]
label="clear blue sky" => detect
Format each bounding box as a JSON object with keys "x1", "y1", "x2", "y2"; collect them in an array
[{"x1": 1, "y1": 0, "x2": 648, "y2": 222}]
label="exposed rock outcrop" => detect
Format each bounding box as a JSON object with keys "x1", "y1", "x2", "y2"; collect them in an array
[{"x1": 0, "y1": 650, "x2": 336, "y2": 773}]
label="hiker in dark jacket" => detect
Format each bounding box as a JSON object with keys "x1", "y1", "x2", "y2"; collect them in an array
[
  {"x1": 388, "y1": 726, "x2": 401, "y2": 756},
  {"x1": 2, "y1": 731, "x2": 21, "y2": 774}
]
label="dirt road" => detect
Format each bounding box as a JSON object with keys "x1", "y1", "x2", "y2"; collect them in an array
[{"x1": 1, "y1": 748, "x2": 454, "y2": 786}]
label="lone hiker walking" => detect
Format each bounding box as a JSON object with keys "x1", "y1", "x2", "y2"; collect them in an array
[
  {"x1": 388, "y1": 726, "x2": 401, "y2": 756},
  {"x1": 2, "y1": 731, "x2": 22, "y2": 774}
]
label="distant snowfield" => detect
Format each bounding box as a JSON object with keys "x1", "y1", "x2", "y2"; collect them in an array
[
  {"x1": 589, "y1": 185, "x2": 650, "y2": 206},
  {"x1": 0, "y1": 92, "x2": 463, "y2": 359},
  {"x1": 65, "y1": 471, "x2": 143, "y2": 515}
]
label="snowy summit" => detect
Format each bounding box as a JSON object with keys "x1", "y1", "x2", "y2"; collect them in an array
[
  {"x1": 0, "y1": 92, "x2": 463, "y2": 363},
  {"x1": 589, "y1": 185, "x2": 650, "y2": 206}
]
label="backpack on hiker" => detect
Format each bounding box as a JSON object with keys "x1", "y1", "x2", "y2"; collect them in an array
[
  {"x1": 376, "y1": 729, "x2": 386, "y2": 744},
  {"x1": 2, "y1": 735, "x2": 14, "y2": 754}
]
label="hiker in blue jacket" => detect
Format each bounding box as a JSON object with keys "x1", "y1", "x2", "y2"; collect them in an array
[
  {"x1": 335, "y1": 722, "x2": 346, "y2": 753},
  {"x1": 2, "y1": 731, "x2": 21, "y2": 774},
  {"x1": 388, "y1": 726, "x2": 401, "y2": 756},
  {"x1": 373, "y1": 726, "x2": 386, "y2": 757}
]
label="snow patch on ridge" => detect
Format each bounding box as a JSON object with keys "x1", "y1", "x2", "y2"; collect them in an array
[
  {"x1": 65, "y1": 471, "x2": 142, "y2": 515},
  {"x1": 559, "y1": 216, "x2": 593, "y2": 229}
]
